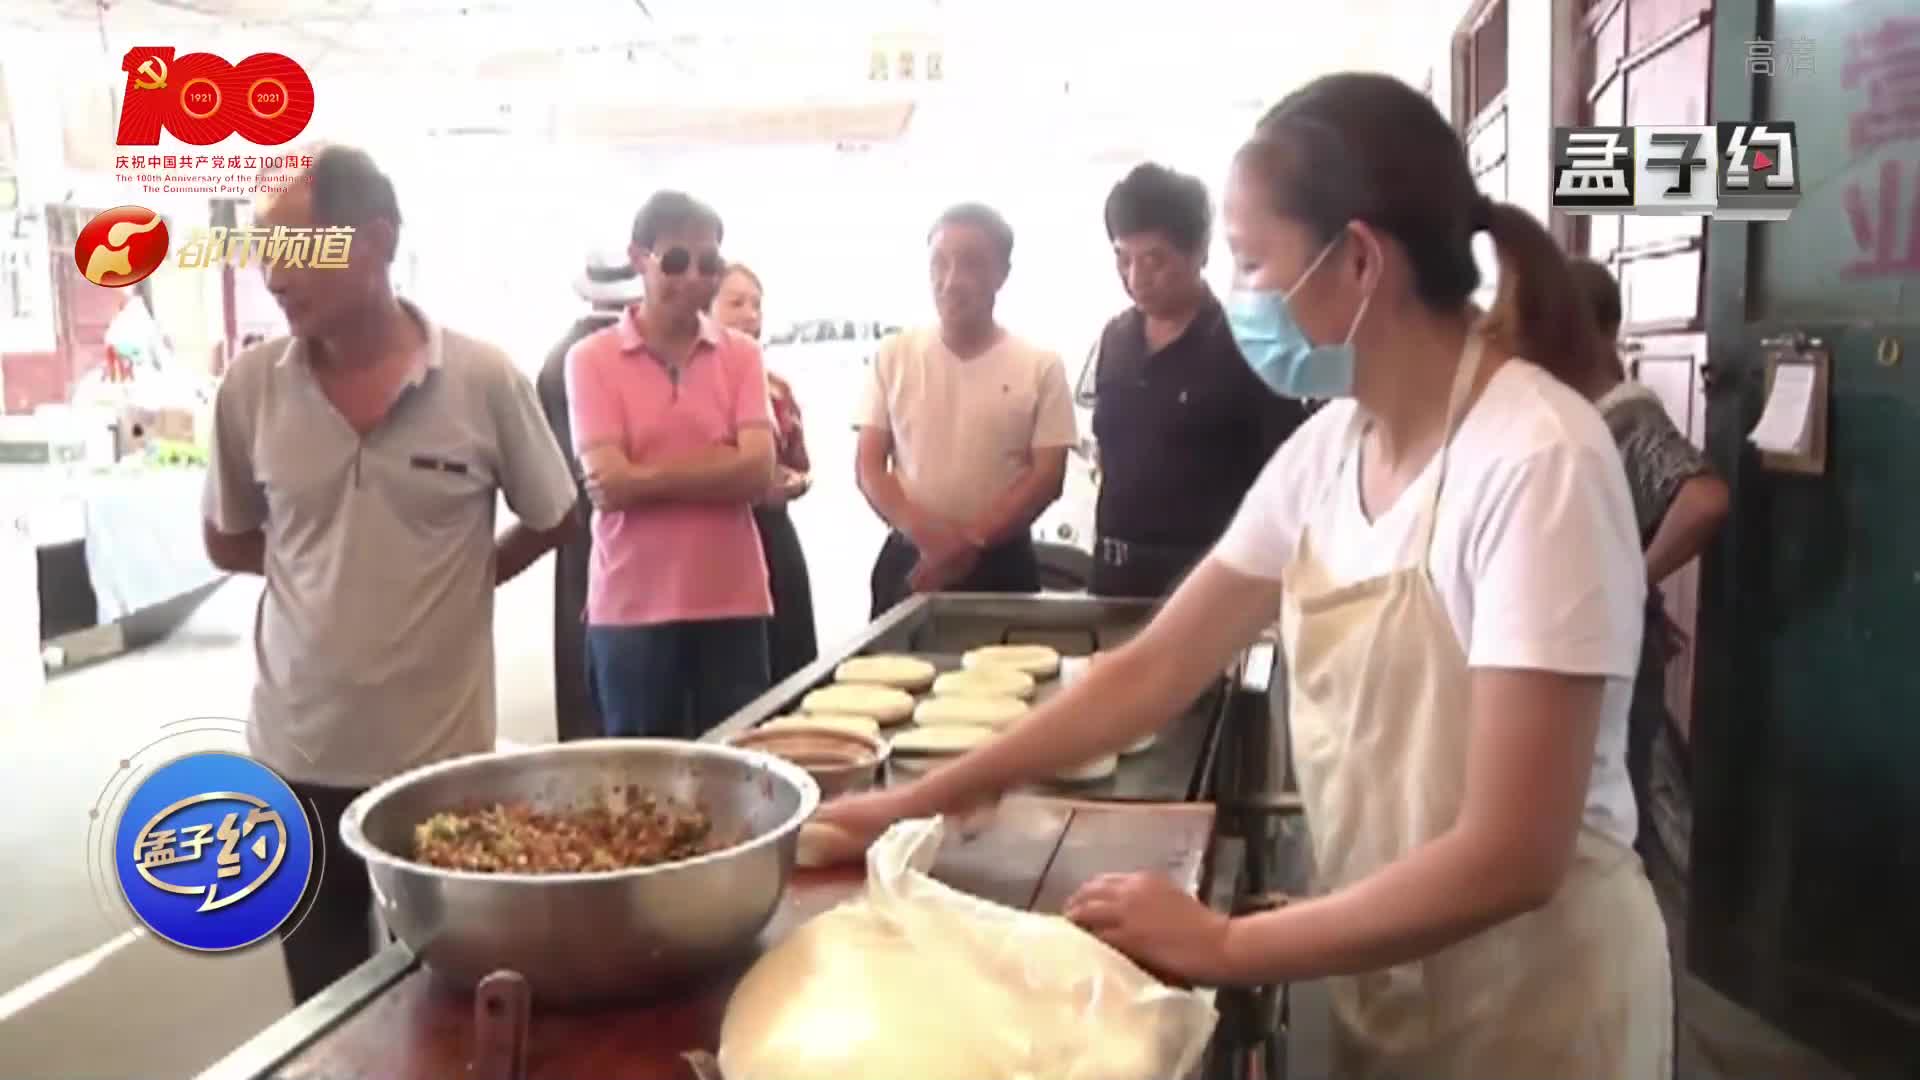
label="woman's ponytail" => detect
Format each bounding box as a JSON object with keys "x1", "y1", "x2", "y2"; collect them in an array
[
  {"x1": 1253, "y1": 73, "x2": 1615, "y2": 387},
  {"x1": 1478, "y1": 200, "x2": 1610, "y2": 390}
]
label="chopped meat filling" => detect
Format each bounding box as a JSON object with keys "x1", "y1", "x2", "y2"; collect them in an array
[{"x1": 411, "y1": 790, "x2": 721, "y2": 874}]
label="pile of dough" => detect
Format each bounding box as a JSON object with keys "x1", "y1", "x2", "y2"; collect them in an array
[
  {"x1": 833, "y1": 654, "x2": 937, "y2": 691},
  {"x1": 794, "y1": 821, "x2": 865, "y2": 870},
  {"x1": 719, "y1": 817, "x2": 1220, "y2": 1080},
  {"x1": 913, "y1": 695, "x2": 1028, "y2": 729},
  {"x1": 1055, "y1": 753, "x2": 1119, "y2": 783},
  {"x1": 762, "y1": 713, "x2": 883, "y2": 740},
  {"x1": 801, "y1": 685, "x2": 916, "y2": 725},
  {"x1": 890, "y1": 725, "x2": 996, "y2": 755},
  {"x1": 962, "y1": 643, "x2": 1063, "y2": 679},
  {"x1": 932, "y1": 667, "x2": 1036, "y2": 701}
]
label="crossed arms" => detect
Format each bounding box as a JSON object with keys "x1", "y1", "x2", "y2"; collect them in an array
[{"x1": 577, "y1": 430, "x2": 777, "y2": 511}]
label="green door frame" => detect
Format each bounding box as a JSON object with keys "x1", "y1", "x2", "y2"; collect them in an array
[{"x1": 1695, "y1": 0, "x2": 1920, "y2": 1072}]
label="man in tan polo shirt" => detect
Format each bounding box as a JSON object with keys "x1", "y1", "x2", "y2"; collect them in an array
[{"x1": 855, "y1": 202, "x2": 1077, "y2": 617}]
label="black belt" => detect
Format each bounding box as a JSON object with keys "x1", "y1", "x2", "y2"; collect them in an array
[{"x1": 1095, "y1": 536, "x2": 1207, "y2": 568}]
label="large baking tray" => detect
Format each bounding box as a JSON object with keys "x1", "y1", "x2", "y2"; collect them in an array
[
  {"x1": 876, "y1": 650, "x2": 1218, "y2": 801},
  {"x1": 706, "y1": 591, "x2": 1232, "y2": 803}
]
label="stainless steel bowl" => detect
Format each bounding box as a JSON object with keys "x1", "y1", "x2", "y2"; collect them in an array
[{"x1": 340, "y1": 739, "x2": 820, "y2": 1004}]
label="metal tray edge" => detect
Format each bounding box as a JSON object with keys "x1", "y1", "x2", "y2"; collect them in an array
[{"x1": 194, "y1": 945, "x2": 418, "y2": 1080}]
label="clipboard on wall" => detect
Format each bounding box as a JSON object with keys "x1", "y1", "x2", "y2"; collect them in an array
[{"x1": 1748, "y1": 335, "x2": 1829, "y2": 476}]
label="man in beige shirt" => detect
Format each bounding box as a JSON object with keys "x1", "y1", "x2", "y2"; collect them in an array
[{"x1": 855, "y1": 202, "x2": 1078, "y2": 617}]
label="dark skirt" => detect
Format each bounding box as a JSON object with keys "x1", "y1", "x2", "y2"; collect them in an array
[
  {"x1": 754, "y1": 504, "x2": 818, "y2": 683},
  {"x1": 550, "y1": 523, "x2": 601, "y2": 743}
]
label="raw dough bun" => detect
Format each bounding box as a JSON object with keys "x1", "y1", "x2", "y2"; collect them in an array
[
  {"x1": 890, "y1": 725, "x2": 996, "y2": 755},
  {"x1": 913, "y1": 695, "x2": 1028, "y2": 729},
  {"x1": 801, "y1": 685, "x2": 916, "y2": 725},
  {"x1": 795, "y1": 821, "x2": 865, "y2": 869},
  {"x1": 962, "y1": 644, "x2": 1063, "y2": 679},
  {"x1": 1121, "y1": 731, "x2": 1157, "y2": 755},
  {"x1": 763, "y1": 713, "x2": 883, "y2": 740},
  {"x1": 833, "y1": 654, "x2": 937, "y2": 691},
  {"x1": 1055, "y1": 753, "x2": 1119, "y2": 783},
  {"x1": 931, "y1": 668, "x2": 1036, "y2": 701}
]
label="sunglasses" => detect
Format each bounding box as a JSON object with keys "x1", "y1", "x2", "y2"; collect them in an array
[{"x1": 655, "y1": 247, "x2": 726, "y2": 277}]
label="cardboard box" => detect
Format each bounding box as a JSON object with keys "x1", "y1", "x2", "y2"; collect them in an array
[{"x1": 151, "y1": 406, "x2": 196, "y2": 444}]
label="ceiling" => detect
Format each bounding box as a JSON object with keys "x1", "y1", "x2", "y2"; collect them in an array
[{"x1": 3, "y1": 0, "x2": 1395, "y2": 150}]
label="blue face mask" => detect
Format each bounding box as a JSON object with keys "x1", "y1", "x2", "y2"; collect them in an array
[{"x1": 1226, "y1": 237, "x2": 1374, "y2": 399}]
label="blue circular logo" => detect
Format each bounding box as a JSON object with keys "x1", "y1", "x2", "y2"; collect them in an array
[{"x1": 114, "y1": 751, "x2": 313, "y2": 952}]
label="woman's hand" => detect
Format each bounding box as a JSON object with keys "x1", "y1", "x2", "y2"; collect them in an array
[
  {"x1": 1065, "y1": 872, "x2": 1237, "y2": 987},
  {"x1": 804, "y1": 787, "x2": 921, "y2": 864},
  {"x1": 759, "y1": 467, "x2": 811, "y2": 508},
  {"x1": 1658, "y1": 608, "x2": 1690, "y2": 661},
  {"x1": 803, "y1": 780, "x2": 1005, "y2": 866},
  {"x1": 782, "y1": 469, "x2": 811, "y2": 501}
]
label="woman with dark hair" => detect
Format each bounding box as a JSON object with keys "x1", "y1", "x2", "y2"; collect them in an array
[
  {"x1": 1566, "y1": 256, "x2": 1728, "y2": 871},
  {"x1": 711, "y1": 263, "x2": 819, "y2": 682},
  {"x1": 815, "y1": 73, "x2": 1669, "y2": 1077}
]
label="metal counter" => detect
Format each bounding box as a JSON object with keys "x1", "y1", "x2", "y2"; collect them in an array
[{"x1": 198, "y1": 590, "x2": 1244, "y2": 1080}]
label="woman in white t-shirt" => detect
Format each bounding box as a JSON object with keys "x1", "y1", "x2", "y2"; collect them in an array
[{"x1": 815, "y1": 73, "x2": 1669, "y2": 1078}]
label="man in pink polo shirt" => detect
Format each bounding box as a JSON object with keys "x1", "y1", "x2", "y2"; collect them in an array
[{"x1": 565, "y1": 191, "x2": 777, "y2": 738}]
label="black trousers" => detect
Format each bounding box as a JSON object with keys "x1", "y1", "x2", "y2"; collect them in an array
[
  {"x1": 1088, "y1": 536, "x2": 1207, "y2": 599},
  {"x1": 870, "y1": 531, "x2": 1040, "y2": 620},
  {"x1": 551, "y1": 522, "x2": 601, "y2": 743},
  {"x1": 1626, "y1": 609, "x2": 1679, "y2": 862},
  {"x1": 283, "y1": 781, "x2": 375, "y2": 1006},
  {"x1": 753, "y1": 505, "x2": 819, "y2": 683}
]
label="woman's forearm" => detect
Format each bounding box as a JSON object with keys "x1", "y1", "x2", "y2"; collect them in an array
[
  {"x1": 1645, "y1": 474, "x2": 1730, "y2": 585},
  {"x1": 1214, "y1": 666, "x2": 1602, "y2": 987},
  {"x1": 1218, "y1": 827, "x2": 1551, "y2": 986}
]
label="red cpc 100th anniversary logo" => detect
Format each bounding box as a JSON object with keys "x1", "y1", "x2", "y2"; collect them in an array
[{"x1": 117, "y1": 47, "x2": 315, "y2": 146}]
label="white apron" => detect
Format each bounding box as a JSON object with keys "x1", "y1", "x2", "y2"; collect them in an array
[{"x1": 1278, "y1": 339, "x2": 1673, "y2": 1079}]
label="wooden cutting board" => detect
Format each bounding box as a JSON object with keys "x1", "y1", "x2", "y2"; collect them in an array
[{"x1": 272, "y1": 798, "x2": 1215, "y2": 1080}]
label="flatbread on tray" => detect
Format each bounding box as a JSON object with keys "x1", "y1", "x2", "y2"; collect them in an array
[
  {"x1": 801, "y1": 685, "x2": 916, "y2": 725},
  {"x1": 931, "y1": 667, "x2": 1037, "y2": 701},
  {"x1": 913, "y1": 695, "x2": 1028, "y2": 729},
  {"x1": 834, "y1": 654, "x2": 938, "y2": 691},
  {"x1": 890, "y1": 724, "x2": 996, "y2": 755},
  {"x1": 961, "y1": 644, "x2": 1062, "y2": 679},
  {"x1": 762, "y1": 713, "x2": 884, "y2": 740}
]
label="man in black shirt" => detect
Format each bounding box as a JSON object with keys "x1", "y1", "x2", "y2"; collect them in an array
[
  {"x1": 1086, "y1": 163, "x2": 1309, "y2": 598},
  {"x1": 535, "y1": 250, "x2": 644, "y2": 742}
]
